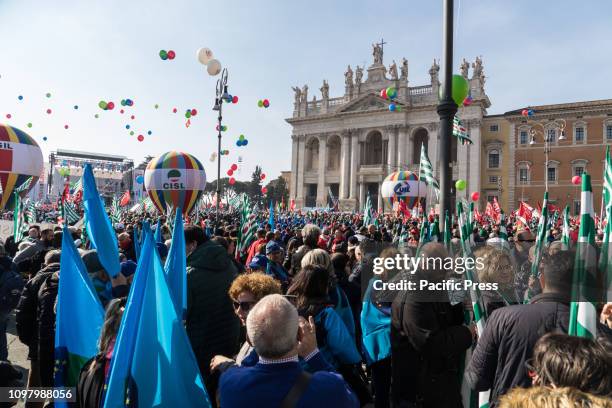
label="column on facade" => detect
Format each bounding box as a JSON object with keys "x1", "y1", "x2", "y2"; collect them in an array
[
  {"x1": 397, "y1": 127, "x2": 408, "y2": 168},
  {"x1": 377, "y1": 181, "x2": 383, "y2": 212},
  {"x1": 406, "y1": 128, "x2": 413, "y2": 166},
  {"x1": 468, "y1": 120, "x2": 481, "y2": 205},
  {"x1": 386, "y1": 126, "x2": 397, "y2": 172},
  {"x1": 359, "y1": 178, "x2": 365, "y2": 211},
  {"x1": 296, "y1": 135, "x2": 305, "y2": 200},
  {"x1": 349, "y1": 132, "x2": 360, "y2": 199},
  {"x1": 340, "y1": 130, "x2": 351, "y2": 199},
  {"x1": 427, "y1": 123, "x2": 439, "y2": 175},
  {"x1": 290, "y1": 136, "x2": 298, "y2": 199},
  {"x1": 316, "y1": 134, "x2": 327, "y2": 205}
]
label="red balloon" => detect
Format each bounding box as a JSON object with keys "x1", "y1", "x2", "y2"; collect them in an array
[
  {"x1": 64, "y1": 124, "x2": 69, "y2": 129},
  {"x1": 521, "y1": 109, "x2": 528, "y2": 117},
  {"x1": 232, "y1": 95, "x2": 238, "y2": 104},
  {"x1": 191, "y1": 109, "x2": 197, "y2": 116},
  {"x1": 231, "y1": 164, "x2": 238, "y2": 171},
  {"x1": 107, "y1": 102, "x2": 115, "y2": 110},
  {"x1": 172, "y1": 107, "x2": 177, "y2": 113},
  {"x1": 261, "y1": 187, "x2": 267, "y2": 194},
  {"x1": 167, "y1": 50, "x2": 176, "y2": 60},
  {"x1": 5, "y1": 114, "x2": 11, "y2": 119},
  {"x1": 46, "y1": 109, "x2": 52, "y2": 114},
  {"x1": 260, "y1": 173, "x2": 266, "y2": 180},
  {"x1": 227, "y1": 169, "x2": 233, "y2": 176},
  {"x1": 572, "y1": 175, "x2": 581, "y2": 185},
  {"x1": 137, "y1": 135, "x2": 144, "y2": 142},
  {"x1": 471, "y1": 191, "x2": 480, "y2": 202},
  {"x1": 229, "y1": 177, "x2": 236, "y2": 185},
  {"x1": 380, "y1": 89, "x2": 387, "y2": 99},
  {"x1": 131, "y1": 115, "x2": 135, "y2": 120},
  {"x1": 120, "y1": 109, "x2": 124, "y2": 114}
]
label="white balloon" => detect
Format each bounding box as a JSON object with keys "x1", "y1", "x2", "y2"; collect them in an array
[
  {"x1": 207, "y1": 59, "x2": 222, "y2": 76},
  {"x1": 197, "y1": 47, "x2": 214, "y2": 65}
]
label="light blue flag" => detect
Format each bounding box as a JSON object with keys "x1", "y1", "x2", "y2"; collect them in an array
[
  {"x1": 104, "y1": 232, "x2": 209, "y2": 408},
  {"x1": 269, "y1": 200, "x2": 274, "y2": 227},
  {"x1": 54, "y1": 226, "x2": 104, "y2": 402},
  {"x1": 83, "y1": 164, "x2": 120, "y2": 277},
  {"x1": 164, "y1": 209, "x2": 187, "y2": 319},
  {"x1": 154, "y1": 219, "x2": 163, "y2": 243}
]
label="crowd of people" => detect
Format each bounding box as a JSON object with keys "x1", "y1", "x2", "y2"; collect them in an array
[{"x1": 0, "y1": 208, "x2": 611, "y2": 407}]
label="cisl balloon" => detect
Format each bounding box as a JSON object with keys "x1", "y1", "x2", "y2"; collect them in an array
[
  {"x1": 381, "y1": 171, "x2": 427, "y2": 209},
  {"x1": 144, "y1": 151, "x2": 207, "y2": 215},
  {"x1": 0, "y1": 124, "x2": 43, "y2": 210}
]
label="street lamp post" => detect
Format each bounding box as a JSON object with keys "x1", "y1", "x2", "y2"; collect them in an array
[
  {"x1": 528, "y1": 118, "x2": 566, "y2": 192},
  {"x1": 437, "y1": 0, "x2": 457, "y2": 234},
  {"x1": 213, "y1": 68, "x2": 229, "y2": 229}
]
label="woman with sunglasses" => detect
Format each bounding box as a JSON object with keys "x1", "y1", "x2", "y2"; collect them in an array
[{"x1": 209, "y1": 273, "x2": 282, "y2": 371}]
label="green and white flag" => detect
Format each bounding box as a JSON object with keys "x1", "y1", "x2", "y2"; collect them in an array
[
  {"x1": 110, "y1": 195, "x2": 121, "y2": 223},
  {"x1": 64, "y1": 202, "x2": 81, "y2": 225},
  {"x1": 25, "y1": 200, "x2": 37, "y2": 224},
  {"x1": 237, "y1": 198, "x2": 258, "y2": 257},
  {"x1": 13, "y1": 194, "x2": 27, "y2": 243},
  {"x1": 599, "y1": 205, "x2": 612, "y2": 297},
  {"x1": 569, "y1": 173, "x2": 598, "y2": 339},
  {"x1": 430, "y1": 217, "x2": 441, "y2": 243},
  {"x1": 453, "y1": 116, "x2": 473, "y2": 145},
  {"x1": 603, "y1": 145, "x2": 612, "y2": 210},
  {"x1": 531, "y1": 192, "x2": 549, "y2": 279},
  {"x1": 363, "y1": 195, "x2": 374, "y2": 226},
  {"x1": 457, "y1": 202, "x2": 490, "y2": 408},
  {"x1": 415, "y1": 219, "x2": 430, "y2": 258},
  {"x1": 561, "y1": 205, "x2": 571, "y2": 250},
  {"x1": 419, "y1": 143, "x2": 440, "y2": 200}
]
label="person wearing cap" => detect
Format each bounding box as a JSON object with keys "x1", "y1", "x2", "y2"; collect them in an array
[
  {"x1": 245, "y1": 229, "x2": 267, "y2": 266},
  {"x1": 248, "y1": 254, "x2": 268, "y2": 273},
  {"x1": 265, "y1": 241, "x2": 289, "y2": 291}
]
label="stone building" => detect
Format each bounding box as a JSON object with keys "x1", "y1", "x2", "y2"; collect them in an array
[
  {"x1": 480, "y1": 115, "x2": 511, "y2": 208},
  {"x1": 507, "y1": 99, "x2": 612, "y2": 214},
  {"x1": 286, "y1": 44, "x2": 490, "y2": 211}
]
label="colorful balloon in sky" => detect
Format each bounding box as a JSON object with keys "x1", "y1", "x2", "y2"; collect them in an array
[
  {"x1": 381, "y1": 171, "x2": 427, "y2": 209},
  {"x1": 0, "y1": 124, "x2": 44, "y2": 210},
  {"x1": 144, "y1": 151, "x2": 207, "y2": 215}
]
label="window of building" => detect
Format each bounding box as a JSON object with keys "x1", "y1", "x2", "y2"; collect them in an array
[
  {"x1": 520, "y1": 131, "x2": 528, "y2": 145},
  {"x1": 487, "y1": 194, "x2": 498, "y2": 203},
  {"x1": 574, "y1": 166, "x2": 584, "y2": 176},
  {"x1": 488, "y1": 149, "x2": 500, "y2": 168},
  {"x1": 574, "y1": 200, "x2": 581, "y2": 216},
  {"x1": 607, "y1": 125, "x2": 612, "y2": 140},
  {"x1": 575, "y1": 127, "x2": 584, "y2": 142},
  {"x1": 519, "y1": 168, "x2": 529, "y2": 184},
  {"x1": 489, "y1": 124, "x2": 499, "y2": 132},
  {"x1": 547, "y1": 167, "x2": 557, "y2": 182},
  {"x1": 547, "y1": 128, "x2": 556, "y2": 143},
  {"x1": 488, "y1": 175, "x2": 498, "y2": 184}
]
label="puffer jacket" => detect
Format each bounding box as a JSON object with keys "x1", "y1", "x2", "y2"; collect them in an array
[
  {"x1": 186, "y1": 239, "x2": 240, "y2": 378},
  {"x1": 15, "y1": 263, "x2": 59, "y2": 359}
]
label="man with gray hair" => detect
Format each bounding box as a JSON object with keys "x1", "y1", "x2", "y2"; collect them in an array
[
  {"x1": 290, "y1": 224, "x2": 320, "y2": 275},
  {"x1": 219, "y1": 294, "x2": 358, "y2": 407}
]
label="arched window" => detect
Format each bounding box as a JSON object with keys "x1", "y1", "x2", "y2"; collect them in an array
[
  {"x1": 305, "y1": 137, "x2": 319, "y2": 171},
  {"x1": 488, "y1": 149, "x2": 500, "y2": 169},
  {"x1": 326, "y1": 136, "x2": 341, "y2": 170},
  {"x1": 412, "y1": 128, "x2": 429, "y2": 164},
  {"x1": 365, "y1": 131, "x2": 383, "y2": 165}
]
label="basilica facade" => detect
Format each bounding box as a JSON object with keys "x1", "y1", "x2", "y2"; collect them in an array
[{"x1": 286, "y1": 44, "x2": 491, "y2": 211}]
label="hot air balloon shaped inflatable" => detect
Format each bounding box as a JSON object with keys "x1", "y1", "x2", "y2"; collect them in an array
[
  {"x1": 144, "y1": 151, "x2": 207, "y2": 215},
  {"x1": 381, "y1": 171, "x2": 427, "y2": 209},
  {"x1": 0, "y1": 124, "x2": 43, "y2": 210}
]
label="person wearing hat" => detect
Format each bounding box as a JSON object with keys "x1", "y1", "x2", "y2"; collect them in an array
[
  {"x1": 248, "y1": 254, "x2": 268, "y2": 273},
  {"x1": 265, "y1": 241, "x2": 289, "y2": 291}
]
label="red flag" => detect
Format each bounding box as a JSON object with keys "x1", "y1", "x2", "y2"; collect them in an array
[
  {"x1": 61, "y1": 184, "x2": 70, "y2": 203},
  {"x1": 485, "y1": 201, "x2": 494, "y2": 219},
  {"x1": 119, "y1": 190, "x2": 131, "y2": 207},
  {"x1": 492, "y1": 197, "x2": 502, "y2": 223},
  {"x1": 72, "y1": 189, "x2": 83, "y2": 205},
  {"x1": 290, "y1": 199, "x2": 296, "y2": 211}
]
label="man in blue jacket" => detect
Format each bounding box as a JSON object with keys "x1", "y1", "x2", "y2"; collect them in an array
[{"x1": 219, "y1": 294, "x2": 358, "y2": 408}]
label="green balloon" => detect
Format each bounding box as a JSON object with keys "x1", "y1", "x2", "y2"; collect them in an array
[
  {"x1": 257, "y1": 100, "x2": 263, "y2": 107},
  {"x1": 439, "y1": 75, "x2": 470, "y2": 106},
  {"x1": 159, "y1": 50, "x2": 168, "y2": 60},
  {"x1": 98, "y1": 100, "x2": 107, "y2": 109},
  {"x1": 185, "y1": 111, "x2": 191, "y2": 118},
  {"x1": 27, "y1": 122, "x2": 32, "y2": 128},
  {"x1": 130, "y1": 131, "x2": 134, "y2": 136},
  {"x1": 455, "y1": 179, "x2": 467, "y2": 191},
  {"x1": 94, "y1": 114, "x2": 99, "y2": 118},
  {"x1": 154, "y1": 104, "x2": 159, "y2": 109},
  {"x1": 240, "y1": 134, "x2": 245, "y2": 140}
]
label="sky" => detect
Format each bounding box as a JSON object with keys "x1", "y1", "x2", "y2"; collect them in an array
[{"x1": 1, "y1": 0, "x2": 611, "y2": 182}]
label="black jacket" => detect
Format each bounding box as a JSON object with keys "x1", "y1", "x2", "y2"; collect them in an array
[
  {"x1": 391, "y1": 291, "x2": 472, "y2": 408},
  {"x1": 37, "y1": 271, "x2": 59, "y2": 387},
  {"x1": 465, "y1": 292, "x2": 570, "y2": 407},
  {"x1": 15, "y1": 264, "x2": 58, "y2": 359},
  {"x1": 186, "y1": 240, "x2": 240, "y2": 378},
  {"x1": 0, "y1": 257, "x2": 24, "y2": 316}
]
